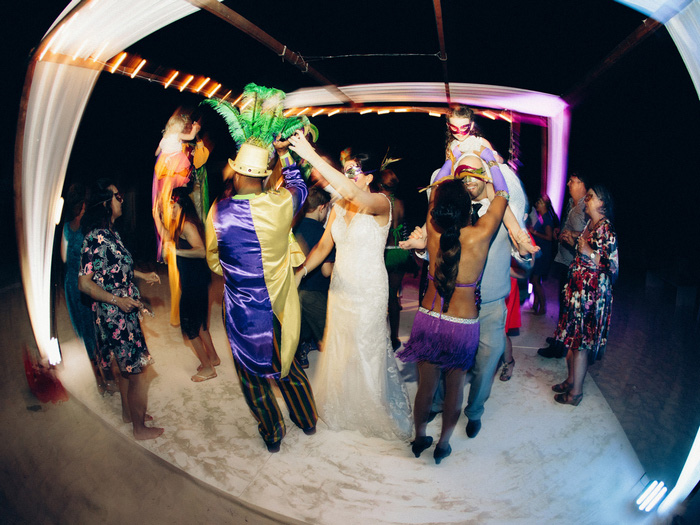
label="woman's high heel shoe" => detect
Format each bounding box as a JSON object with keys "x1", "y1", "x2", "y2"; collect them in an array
[
  {"x1": 554, "y1": 392, "x2": 583, "y2": 406},
  {"x1": 499, "y1": 358, "x2": 515, "y2": 382},
  {"x1": 551, "y1": 380, "x2": 572, "y2": 394},
  {"x1": 411, "y1": 436, "x2": 433, "y2": 458},
  {"x1": 433, "y1": 444, "x2": 452, "y2": 465}
]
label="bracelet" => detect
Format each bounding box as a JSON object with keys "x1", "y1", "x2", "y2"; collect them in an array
[
  {"x1": 486, "y1": 160, "x2": 498, "y2": 168},
  {"x1": 111, "y1": 295, "x2": 118, "y2": 305},
  {"x1": 495, "y1": 190, "x2": 510, "y2": 201},
  {"x1": 303, "y1": 265, "x2": 308, "y2": 277}
]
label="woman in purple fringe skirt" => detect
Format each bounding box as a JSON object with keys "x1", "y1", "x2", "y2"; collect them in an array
[{"x1": 397, "y1": 149, "x2": 508, "y2": 464}]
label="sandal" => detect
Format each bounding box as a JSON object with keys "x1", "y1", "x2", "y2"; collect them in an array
[
  {"x1": 551, "y1": 380, "x2": 572, "y2": 394},
  {"x1": 499, "y1": 358, "x2": 515, "y2": 382},
  {"x1": 554, "y1": 392, "x2": 582, "y2": 406},
  {"x1": 191, "y1": 370, "x2": 217, "y2": 382}
]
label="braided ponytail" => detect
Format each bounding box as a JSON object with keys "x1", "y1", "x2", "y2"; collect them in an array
[{"x1": 431, "y1": 180, "x2": 471, "y2": 312}]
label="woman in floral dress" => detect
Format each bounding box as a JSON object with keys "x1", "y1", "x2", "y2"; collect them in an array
[
  {"x1": 79, "y1": 179, "x2": 164, "y2": 440},
  {"x1": 551, "y1": 184, "x2": 618, "y2": 406}
]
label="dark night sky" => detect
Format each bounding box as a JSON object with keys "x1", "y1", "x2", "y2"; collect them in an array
[{"x1": 7, "y1": 1, "x2": 700, "y2": 281}]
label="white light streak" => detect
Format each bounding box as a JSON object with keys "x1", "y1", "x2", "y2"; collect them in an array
[{"x1": 130, "y1": 59, "x2": 146, "y2": 79}]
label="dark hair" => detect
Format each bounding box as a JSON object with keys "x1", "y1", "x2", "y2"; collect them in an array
[
  {"x1": 445, "y1": 105, "x2": 482, "y2": 150},
  {"x1": 81, "y1": 178, "x2": 117, "y2": 234},
  {"x1": 306, "y1": 185, "x2": 330, "y2": 210},
  {"x1": 590, "y1": 184, "x2": 615, "y2": 223},
  {"x1": 431, "y1": 180, "x2": 472, "y2": 312},
  {"x1": 374, "y1": 168, "x2": 399, "y2": 193},
  {"x1": 346, "y1": 152, "x2": 370, "y2": 171},
  {"x1": 536, "y1": 194, "x2": 560, "y2": 229},
  {"x1": 570, "y1": 171, "x2": 592, "y2": 191},
  {"x1": 64, "y1": 183, "x2": 87, "y2": 222},
  {"x1": 170, "y1": 187, "x2": 206, "y2": 243}
]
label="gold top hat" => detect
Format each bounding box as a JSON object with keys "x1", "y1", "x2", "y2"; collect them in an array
[{"x1": 228, "y1": 143, "x2": 272, "y2": 178}]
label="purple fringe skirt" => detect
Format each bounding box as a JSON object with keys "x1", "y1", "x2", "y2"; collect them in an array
[{"x1": 397, "y1": 307, "x2": 479, "y2": 370}]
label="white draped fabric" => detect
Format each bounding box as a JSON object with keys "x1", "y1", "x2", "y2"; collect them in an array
[{"x1": 16, "y1": 0, "x2": 204, "y2": 363}]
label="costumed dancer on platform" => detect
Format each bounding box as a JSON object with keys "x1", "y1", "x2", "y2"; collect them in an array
[
  {"x1": 203, "y1": 84, "x2": 317, "y2": 453},
  {"x1": 153, "y1": 111, "x2": 201, "y2": 326}
]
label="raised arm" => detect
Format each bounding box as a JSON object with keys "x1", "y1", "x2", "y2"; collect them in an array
[
  {"x1": 288, "y1": 131, "x2": 388, "y2": 216},
  {"x1": 274, "y1": 136, "x2": 308, "y2": 214}
]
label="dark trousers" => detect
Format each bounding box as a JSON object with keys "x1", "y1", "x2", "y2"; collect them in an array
[{"x1": 233, "y1": 319, "x2": 318, "y2": 445}]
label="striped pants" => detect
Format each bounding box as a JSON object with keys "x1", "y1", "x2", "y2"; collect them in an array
[{"x1": 233, "y1": 320, "x2": 317, "y2": 446}]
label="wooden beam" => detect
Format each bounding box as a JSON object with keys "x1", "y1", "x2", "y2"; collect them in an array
[
  {"x1": 565, "y1": 18, "x2": 662, "y2": 106},
  {"x1": 432, "y1": 0, "x2": 451, "y2": 103},
  {"x1": 187, "y1": 0, "x2": 354, "y2": 105}
]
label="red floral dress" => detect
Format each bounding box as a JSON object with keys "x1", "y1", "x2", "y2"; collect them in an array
[
  {"x1": 554, "y1": 218, "x2": 619, "y2": 362},
  {"x1": 80, "y1": 228, "x2": 153, "y2": 374}
]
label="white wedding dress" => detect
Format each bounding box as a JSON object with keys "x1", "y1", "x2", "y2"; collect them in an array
[{"x1": 312, "y1": 200, "x2": 413, "y2": 440}]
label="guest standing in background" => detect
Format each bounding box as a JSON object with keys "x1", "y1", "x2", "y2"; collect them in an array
[
  {"x1": 293, "y1": 185, "x2": 334, "y2": 368},
  {"x1": 528, "y1": 195, "x2": 559, "y2": 316},
  {"x1": 551, "y1": 185, "x2": 618, "y2": 406},
  {"x1": 61, "y1": 183, "x2": 116, "y2": 395}
]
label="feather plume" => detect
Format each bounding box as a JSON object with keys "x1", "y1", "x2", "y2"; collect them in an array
[
  {"x1": 202, "y1": 83, "x2": 309, "y2": 151},
  {"x1": 380, "y1": 147, "x2": 402, "y2": 171}
]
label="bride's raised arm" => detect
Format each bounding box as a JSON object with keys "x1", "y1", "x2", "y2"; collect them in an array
[{"x1": 288, "y1": 131, "x2": 389, "y2": 216}]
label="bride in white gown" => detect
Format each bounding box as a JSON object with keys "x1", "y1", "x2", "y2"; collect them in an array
[{"x1": 289, "y1": 132, "x2": 413, "y2": 441}]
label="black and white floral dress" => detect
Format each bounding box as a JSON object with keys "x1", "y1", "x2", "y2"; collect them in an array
[{"x1": 80, "y1": 228, "x2": 153, "y2": 374}]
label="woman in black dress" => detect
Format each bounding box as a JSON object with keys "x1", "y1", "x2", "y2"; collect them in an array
[{"x1": 157, "y1": 187, "x2": 220, "y2": 381}]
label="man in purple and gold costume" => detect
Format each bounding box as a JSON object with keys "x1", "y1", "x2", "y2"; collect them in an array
[{"x1": 205, "y1": 138, "x2": 317, "y2": 453}]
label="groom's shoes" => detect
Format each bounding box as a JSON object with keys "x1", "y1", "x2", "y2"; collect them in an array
[
  {"x1": 537, "y1": 340, "x2": 566, "y2": 359},
  {"x1": 466, "y1": 419, "x2": 481, "y2": 438}
]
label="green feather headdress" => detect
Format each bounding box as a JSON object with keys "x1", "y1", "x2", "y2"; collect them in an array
[{"x1": 201, "y1": 83, "x2": 309, "y2": 151}]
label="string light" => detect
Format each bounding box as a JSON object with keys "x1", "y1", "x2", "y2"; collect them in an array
[
  {"x1": 283, "y1": 108, "x2": 297, "y2": 117},
  {"x1": 91, "y1": 41, "x2": 109, "y2": 63},
  {"x1": 179, "y1": 75, "x2": 194, "y2": 92},
  {"x1": 72, "y1": 41, "x2": 88, "y2": 61},
  {"x1": 240, "y1": 98, "x2": 253, "y2": 111},
  {"x1": 429, "y1": 112, "x2": 441, "y2": 117},
  {"x1": 109, "y1": 52, "x2": 127, "y2": 73},
  {"x1": 164, "y1": 71, "x2": 179, "y2": 89},
  {"x1": 207, "y1": 83, "x2": 221, "y2": 98},
  {"x1": 312, "y1": 108, "x2": 325, "y2": 117},
  {"x1": 220, "y1": 91, "x2": 232, "y2": 102},
  {"x1": 195, "y1": 77, "x2": 210, "y2": 93},
  {"x1": 360, "y1": 109, "x2": 373, "y2": 115},
  {"x1": 328, "y1": 109, "x2": 340, "y2": 116},
  {"x1": 130, "y1": 59, "x2": 146, "y2": 79},
  {"x1": 377, "y1": 109, "x2": 390, "y2": 115},
  {"x1": 297, "y1": 107, "x2": 310, "y2": 115}
]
